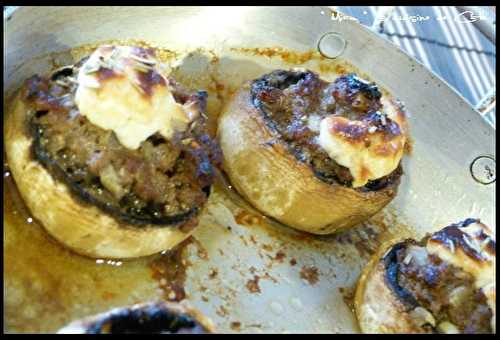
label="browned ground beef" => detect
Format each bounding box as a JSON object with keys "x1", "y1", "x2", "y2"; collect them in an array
[
  {"x1": 389, "y1": 242, "x2": 492, "y2": 333},
  {"x1": 250, "y1": 70, "x2": 402, "y2": 191},
  {"x1": 23, "y1": 61, "x2": 221, "y2": 226}
]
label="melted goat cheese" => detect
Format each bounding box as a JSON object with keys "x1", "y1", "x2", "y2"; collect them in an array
[
  {"x1": 75, "y1": 45, "x2": 196, "y2": 150},
  {"x1": 318, "y1": 98, "x2": 407, "y2": 188}
]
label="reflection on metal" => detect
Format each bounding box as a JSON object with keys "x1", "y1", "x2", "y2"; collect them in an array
[
  {"x1": 317, "y1": 32, "x2": 347, "y2": 59},
  {"x1": 470, "y1": 156, "x2": 496, "y2": 185},
  {"x1": 3, "y1": 6, "x2": 18, "y2": 21},
  {"x1": 476, "y1": 87, "x2": 496, "y2": 117}
]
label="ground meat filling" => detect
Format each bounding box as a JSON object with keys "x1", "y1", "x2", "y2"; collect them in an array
[
  {"x1": 23, "y1": 63, "x2": 222, "y2": 226},
  {"x1": 384, "y1": 241, "x2": 493, "y2": 333},
  {"x1": 250, "y1": 70, "x2": 402, "y2": 191}
]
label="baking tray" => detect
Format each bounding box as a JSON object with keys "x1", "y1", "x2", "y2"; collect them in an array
[{"x1": 3, "y1": 6, "x2": 495, "y2": 333}]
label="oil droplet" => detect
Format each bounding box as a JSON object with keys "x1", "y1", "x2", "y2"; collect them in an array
[
  {"x1": 270, "y1": 301, "x2": 284, "y2": 315},
  {"x1": 290, "y1": 297, "x2": 303, "y2": 311}
]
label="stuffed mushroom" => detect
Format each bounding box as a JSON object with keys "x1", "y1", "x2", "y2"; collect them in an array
[
  {"x1": 354, "y1": 218, "x2": 495, "y2": 334},
  {"x1": 218, "y1": 70, "x2": 408, "y2": 234},
  {"x1": 5, "y1": 45, "x2": 221, "y2": 258},
  {"x1": 58, "y1": 301, "x2": 215, "y2": 334}
]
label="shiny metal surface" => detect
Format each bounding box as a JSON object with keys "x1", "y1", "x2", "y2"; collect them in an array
[{"x1": 4, "y1": 6, "x2": 495, "y2": 333}]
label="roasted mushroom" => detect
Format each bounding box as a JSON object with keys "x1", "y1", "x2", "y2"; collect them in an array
[
  {"x1": 5, "y1": 45, "x2": 221, "y2": 258},
  {"x1": 57, "y1": 301, "x2": 215, "y2": 334},
  {"x1": 354, "y1": 218, "x2": 495, "y2": 334},
  {"x1": 217, "y1": 70, "x2": 408, "y2": 234}
]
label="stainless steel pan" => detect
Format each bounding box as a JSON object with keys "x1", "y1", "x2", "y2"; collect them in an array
[{"x1": 4, "y1": 6, "x2": 495, "y2": 333}]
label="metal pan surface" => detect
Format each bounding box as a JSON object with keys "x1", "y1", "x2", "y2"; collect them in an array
[{"x1": 3, "y1": 6, "x2": 495, "y2": 333}]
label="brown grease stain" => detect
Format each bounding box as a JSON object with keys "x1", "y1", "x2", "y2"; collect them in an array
[
  {"x1": 208, "y1": 268, "x2": 219, "y2": 280},
  {"x1": 338, "y1": 286, "x2": 356, "y2": 313},
  {"x1": 230, "y1": 47, "x2": 318, "y2": 65},
  {"x1": 299, "y1": 266, "x2": 320, "y2": 285},
  {"x1": 230, "y1": 321, "x2": 242, "y2": 331},
  {"x1": 274, "y1": 250, "x2": 286, "y2": 263},
  {"x1": 149, "y1": 238, "x2": 193, "y2": 302},
  {"x1": 216, "y1": 305, "x2": 229, "y2": 317},
  {"x1": 245, "y1": 275, "x2": 261, "y2": 294},
  {"x1": 235, "y1": 210, "x2": 264, "y2": 226},
  {"x1": 190, "y1": 237, "x2": 209, "y2": 260},
  {"x1": 262, "y1": 243, "x2": 273, "y2": 252},
  {"x1": 405, "y1": 135, "x2": 414, "y2": 156},
  {"x1": 262, "y1": 272, "x2": 278, "y2": 284},
  {"x1": 319, "y1": 63, "x2": 349, "y2": 75}
]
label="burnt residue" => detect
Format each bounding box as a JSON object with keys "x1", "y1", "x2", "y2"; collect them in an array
[
  {"x1": 135, "y1": 69, "x2": 167, "y2": 97},
  {"x1": 96, "y1": 67, "x2": 119, "y2": 82},
  {"x1": 329, "y1": 74, "x2": 382, "y2": 112},
  {"x1": 250, "y1": 69, "x2": 403, "y2": 191},
  {"x1": 430, "y1": 218, "x2": 495, "y2": 259},
  {"x1": 289, "y1": 258, "x2": 297, "y2": 266},
  {"x1": 383, "y1": 241, "x2": 419, "y2": 311},
  {"x1": 150, "y1": 239, "x2": 193, "y2": 302},
  {"x1": 24, "y1": 75, "x2": 67, "y2": 113},
  {"x1": 328, "y1": 118, "x2": 369, "y2": 142},
  {"x1": 93, "y1": 46, "x2": 167, "y2": 98},
  {"x1": 299, "y1": 265, "x2": 320, "y2": 285},
  {"x1": 50, "y1": 66, "x2": 75, "y2": 81},
  {"x1": 81, "y1": 301, "x2": 209, "y2": 334},
  {"x1": 329, "y1": 111, "x2": 402, "y2": 144}
]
